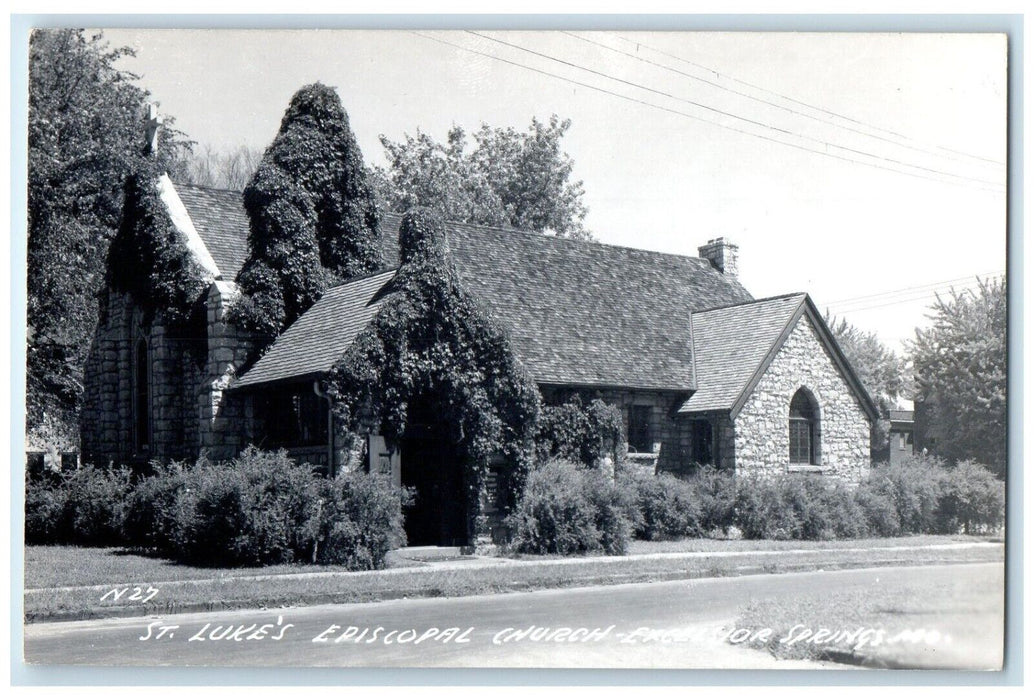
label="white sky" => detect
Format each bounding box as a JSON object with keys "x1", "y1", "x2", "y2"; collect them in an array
[{"x1": 100, "y1": 28, "x2": 1007, "y2": 353}]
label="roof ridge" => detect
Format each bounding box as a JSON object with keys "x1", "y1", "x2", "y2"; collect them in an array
[
  {"x1": 170, "y1": 180, "x2": 247, "y2": 195},
  {"x1": 694, "y1": 292, "x2": 806, "y2": 314},
  {"x1": 325, "y1": 266, "x2": 399, "y2": 291}
]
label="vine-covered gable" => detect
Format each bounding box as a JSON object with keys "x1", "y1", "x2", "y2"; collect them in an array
[{"x1": 327, "y1": 210, "x2": 541, "y2": 529}]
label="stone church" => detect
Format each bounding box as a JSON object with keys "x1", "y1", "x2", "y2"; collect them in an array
[{"x1": 81, "y1": 175, "x2": 876, "y2": 546}]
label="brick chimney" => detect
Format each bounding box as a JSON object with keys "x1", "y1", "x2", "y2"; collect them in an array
[{"x1": 698, "y1": 237, "x2": 738, "y2": 277}]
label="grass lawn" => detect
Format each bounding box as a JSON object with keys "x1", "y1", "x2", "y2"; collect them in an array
[
  {"x1": 734, "y1": 562, "x2": 1004, "y2": 669},
  {"x1": 23, "y1": 535, "x2": 1002, "y2": 623}
]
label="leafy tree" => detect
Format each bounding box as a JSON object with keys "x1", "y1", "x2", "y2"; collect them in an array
[
  {"x1": 825, "y1": 313, "x2": 909, "y2": 454},
  {"x1": 231, "y1": 83, "x2": 383, "y2": 339},
  {"x1": 373, "y1": 115, "x2": 591, "y2": 239},
  {"x1": 27, "y1": 29, "x2": 189, "y2": 445},
  {"x1": 910, "y1": 278, "x2": 1007, "y2": 476}
]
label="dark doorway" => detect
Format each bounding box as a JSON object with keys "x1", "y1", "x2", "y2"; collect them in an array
[{"x1": 400, "y1": 397, "x2": 468, "y2": 546}]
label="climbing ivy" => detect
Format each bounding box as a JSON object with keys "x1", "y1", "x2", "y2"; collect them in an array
[
  {"x1": 106, "y1": 158, "x2": 210, "y2": 330},
  {"x1": 535, "y1": 395, "x2": 625, "y2": 467},
  {"x1": 326, "y1": 210, "x2": 541, "y2": 540},
  {"x1": 231, "y1": 83, "x2": 383, "y2": 340}
]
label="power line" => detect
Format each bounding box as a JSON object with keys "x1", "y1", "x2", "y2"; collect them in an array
[
  {"x1": 412, "y1": 31, "x2": 1003, "y2": 194},
  {"x1": 611, "y1": 32, "x2": 1006, "y2": 168},
  {"x1": 463, "y1": 31, "x2": 1004, "y2": 190},
  {"x1": 824, "y1": 272, "x2": 1003, "y2": 305},
  {"x1": 825, "y1": 276, "x2": 1004, "y2": 313},
  {"x1": 564, "y1": 31, "x2": 1000, "y2": 173}
]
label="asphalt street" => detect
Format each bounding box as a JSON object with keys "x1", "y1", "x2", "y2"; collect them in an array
[{"x1": 23, "y1": 562, "x2": 1002, "y2": 670}]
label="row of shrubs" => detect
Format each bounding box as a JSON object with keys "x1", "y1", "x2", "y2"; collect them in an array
[
  {"x1": 507, "y1": 455, "x2": 1005, "y2": 556},
  {"x1": 25, "y1": 447, "x2": 408, "y2": 569}
]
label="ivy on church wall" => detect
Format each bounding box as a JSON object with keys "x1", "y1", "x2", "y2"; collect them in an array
[
  {"x1": 326, "y1": 210, "x2": 541, "y2": 535},
  {"x1": 106, "y1": 158, "x2": 209, "y2": 331},
  {"x1": 230, "y1": 83, "x2": 384, "y2": 342}
]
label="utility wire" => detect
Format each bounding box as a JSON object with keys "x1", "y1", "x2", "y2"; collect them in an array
[
  {"x1": 412, "y1": 31, "x2": 1003, "y2": 193},
  {"x1": 466, "y1": 30, "x2": 1004, "y2": 190},
  {"x1": 825, "y1": 276, "x2": 1004, "y2": 313},
  {"x1": 824, "y1": 272, "x2": 1003, "y2": 305},
  {"x1": 610, "y1": 32, "x2": 1006, "y2": 167}
]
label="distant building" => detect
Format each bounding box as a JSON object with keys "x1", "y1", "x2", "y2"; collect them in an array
[{"x1": 888, "y1": 409, "x2": 915, "y2": 466}]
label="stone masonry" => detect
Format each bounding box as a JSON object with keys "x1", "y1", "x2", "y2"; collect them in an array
[{"x1": 731, "y1": 314, "x2": 871, "y2": 483}]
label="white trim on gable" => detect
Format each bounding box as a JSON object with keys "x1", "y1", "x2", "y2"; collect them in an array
[{"x1": 157, "y1": 174, "x2": 222, "y2": 281}]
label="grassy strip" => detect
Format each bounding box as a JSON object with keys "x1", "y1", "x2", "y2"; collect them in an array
[
  {"x1": 25, "y1": 542, "x2": 1003, "y2": 623},
  {"x1": 733, "y1": 562, "x2": 1004, "y2": 669},
  {"x1": 24, "y1": 535, "x2": 996, "y2": 589}
]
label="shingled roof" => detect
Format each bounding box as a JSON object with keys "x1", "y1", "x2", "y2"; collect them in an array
[
  {"x1": 233, "y1": 270, "x2": 395, "y2": 389},
  {"x1": 172, "y1": 182, "x2": 755, "y2": 391},
  {"x1": 679, "y1": 293, "x2": 879, "y2": 421}
]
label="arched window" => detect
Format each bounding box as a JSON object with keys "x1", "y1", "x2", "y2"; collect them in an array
[
  {"x1": 134, "y1": 338, "x2": 151, "y2": 453},
  {"x1": 789, "y1": 388, "x2": 819, "y2": 465}
]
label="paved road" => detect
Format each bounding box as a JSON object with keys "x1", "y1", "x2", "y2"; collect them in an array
[{"x1": 23, "y1": 562, "x2": 1002, "y2": 670}]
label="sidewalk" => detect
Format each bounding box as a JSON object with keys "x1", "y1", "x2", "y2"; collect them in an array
[{"x1": 24, "y1": 541, "x2": 1004, "y2": 623}]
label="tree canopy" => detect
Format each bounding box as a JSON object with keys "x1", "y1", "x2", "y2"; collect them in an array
[
  {"x1": 27, "y1": 29, "x2": 190, "y2": 444},
  {"x1": 910, "y1": 278, "x2": 1007, "y2": 476},
  {"x1": 231, "y1": 83, "x2": 384, "y2": 339},
  {"x1": 372, "y1": 116, "x2": 591, "y2": 240}
]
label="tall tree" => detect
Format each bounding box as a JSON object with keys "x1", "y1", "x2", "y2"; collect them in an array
[
  {"x1": 27, "y1": 29, "x2": 189, "y2": 445},
  {"x1": 373, "y1": 116, "x2": 591, "y2": 240},
  {"x1": 232, "y1": 83, "x2": 384, "y2": 339},
  {"x1": 910, "y1": 278, "x2": 1007, "y2": 476}
]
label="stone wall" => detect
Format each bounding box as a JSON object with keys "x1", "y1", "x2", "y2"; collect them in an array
[
  {"x1": 733, "y1": 314, "x2": 872, "y2": 482},
  {"x1": 81, "y1": 289, "x2": 207, "y2": 466}
]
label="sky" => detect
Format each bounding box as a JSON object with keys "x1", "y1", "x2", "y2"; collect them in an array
[{"x1": 99, "y1": 28, "x2": 1007, "y2": 355}]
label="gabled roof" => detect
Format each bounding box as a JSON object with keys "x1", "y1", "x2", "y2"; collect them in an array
[
  {"x1": 170, "y1": 182, "x2": 754, "y2": 392},
  {"x1": 233, "y1": 270, "x2": 396, "y2": 389},
  {"x1": 678, "y1": 293, "x2": 879, "y2": 421}
]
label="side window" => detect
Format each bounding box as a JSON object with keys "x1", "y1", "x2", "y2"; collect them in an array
[
  {"x1": 627, "y1": 404, "x2": 652, "y2": 453},
  {"x1": 789, "y1": 388, "x2": 819, "y2": 465},
  {"x1": 134, "y1": 338, "x2": 150, "y2": 453}
]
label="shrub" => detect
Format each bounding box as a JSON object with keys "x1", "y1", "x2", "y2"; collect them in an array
[
  {"x1": 733, "y1": 474, "x2": 870, "y2": 541},
  {"x1": 507, "y1": 460, "x2": 634, "y2": 555},
  {"x1": 169, "y1": 448, "x2": 321, "y2": 567},
  {"x1": 315, "y1": 472, "x2": 410, "y2": 569},
  {"x1": 935, "y1": 460, "x2": 1005, "y2": 534},
  {"x1": 734, "y1": 476, "x2": 803, "y2": 540},
  {"x1": 686, "y1": 466, "x2": 738, "y2": 534},
  {"x1": 858, "y1": 455, "x2": 945, "y2": 534},
  {"x1": 123, "y1": 460, "x2": 191, "y2": 551},
  {"x1": 25, "y1": 464, "x2": 133, "y2": 546},
  {"x1": 852, "y1": 483, "x2": 901, "y2": 537},
  {"x1": 626, "y1": 471, "x2": 702, "y2": 540}
]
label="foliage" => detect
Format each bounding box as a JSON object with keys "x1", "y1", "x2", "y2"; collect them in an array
[
  {"x1": 315, "y1": 472, "x2": 410, "y2": 569},
  {"x1": 910, "y1": 278, "x2": 1007, "y2": 476},
  {"x1": 27, "y1": 29, "x2": 191, "y2": 442},
  {"x1": 624, "y1": 471, "x2": 702, "y2": 541},
  {"x1": 935, "y1": 460, "x2": 1005, "y2": 534},
  {"x1": 733, "y1": 475, "x2": 870, "y2": 541},
  {"x1": 373, "y1": 116, "x2": 591, "y2": 239},
  {"x1": 327, "y1": 210, "x2": 541, "y2": 541},
  {"x1": 685, "y1": 466, "x2": 738, "y2": 535},
  {"x1": 535, "y1": 396, "x2": 625, "y2": 467},
  {"x1": 166, "y1": 448, "x2": 322, "y2": 567},
  {"x1": 24, "y1": 464, "x2": 133, "y2": 546},
  {"x1": 854, "y1": 454, "x2": 947, "y2": 535},
  {"x1": 122, "y1": 460, "x2": 191, "y2": 551},
  {"x1": 182, "y1": 144, "x2": 262, "y2": 191},
  {"x1": 231, "y1": 83, "x2": 384, "y2": 339},
  {"x1": 506, "y1": 460, "x2": 635, "y2": 555},
  {"x1": 106, "y1": 158, "x2": 211, "y2": 329}
]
